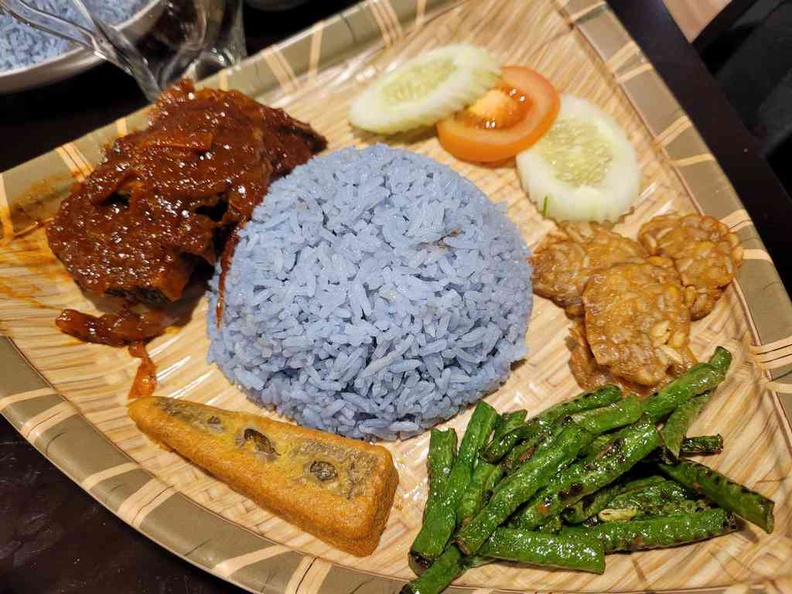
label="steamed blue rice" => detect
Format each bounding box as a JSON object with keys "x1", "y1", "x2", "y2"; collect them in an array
[{"x1": 207, "y1": 145, "x2": 532, "y2": 440}]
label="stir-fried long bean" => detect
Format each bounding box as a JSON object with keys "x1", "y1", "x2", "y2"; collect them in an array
[
  {"x1": 491, "y1": 410, "x2": 527, "y2": 443},
  {"x1": 642, "y1": 363, "x2": 725, "y2": 422},
  {"x1": 481, "y1": 386, "x2": 621, "y2": 463},
  {"x1": 512, "y1": 416, "x2": 661, "y2": 530},
  {"x1": 598, "y1": 481, "x2": 697, "y2": 521},
  {"x1": 405, "y1": 346, "x2": 773, "y2": 593},
  {"x1": 659, "y1": 348, "x2": 731, "y2": 458},
  {"x1": 457, "y1": 460, "x2": 503, "y2": 526},
  {"x1": 501, "y1": 426, "x2": 553, "y2": 472},
  {"x1": 562, "y1": 509, "x2": 738, "y2": 552},
  {"x1": 410, "y1": 401, "x2": 498, "y2": 568},
  {"x1": 660, "y1": 394, "x2": 711, "y2": 460},
  {"x1": 708, "y1": 346, "x2": 733, "y2": 376},
  {"x1": 401, "y1": 546, "x2": 467, "y2": 594},
  {"x1": 561, "y1": 476, "x2": 667, "y2": 524},
  {"x1": 456, "y1": 421, "x2": 593, "y2": 555},
  {"x1": 680, "y1": 435, "x2": 723, "y2": 456},
  {"x1": 658, "y1": 459, "x2": 775, "y2": 533},
  {"x1": 425, "y1": 429, "x2": 457, "y2": 520},
  {"x1": 480, "y1": 529, "x2": 605, "y2": 573},
  {"x1": 571, "y1": 395, "x2": 643, "y2": 435}
]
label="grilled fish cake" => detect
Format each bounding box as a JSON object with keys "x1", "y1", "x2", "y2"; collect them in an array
[
  {"x1": 128, "y1": 397, "x2": 398, "y2": 556},
  {"x1": 582, "y1": 260, "x2": 696, "y2": 387},
  {"x1": 638, "y1": 214, "x2": 743, "y2": 319},
  {"x1": 532, "y1": 222, "x2": 647, "y2": 316}
]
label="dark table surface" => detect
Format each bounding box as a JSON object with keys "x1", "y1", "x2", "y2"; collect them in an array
[{"x1": 1, "y1": 1, "x2": 791, "y2": 593}]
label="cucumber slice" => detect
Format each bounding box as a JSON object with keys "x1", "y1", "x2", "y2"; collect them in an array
[
  {"x1": 349, "y1": 44, "x2": 500, "y2": 134},
  {"x1": 516, "y1": 94, "x2": 641, "y2": 222}
]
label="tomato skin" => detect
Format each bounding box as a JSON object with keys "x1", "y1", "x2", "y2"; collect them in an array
[{"x1": 437, "y1": 66, "x2": 560, "y2": 163}]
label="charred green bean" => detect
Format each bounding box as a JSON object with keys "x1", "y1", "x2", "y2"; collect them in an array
[
  {"x1": 501, "y1": 424, "x2": 553, "y2": 472},
  {"x1": 572, "y1": 395, "x2": 644, "y2": 435},
  {"x1": 562, "y1": 508, "x2": 738, "y2": 552},
  {"x1": 562, "y1": 475, "x2": 668, "y2": 524},
  {"x1": 491, "y1": 410, "x2": 527, "y2": 443},
  {"x1": 658, "y1": 459, "x2": 774, "y2": 533},
  {"x1": 660, "y1": 394, "x2": 710, "y2": 460},
  {"x1": 401, "y1": 546, "x2": 467, "y2": 594},
  {"x1": 599, "y1": 486, "x2": 705, "y2": 522},
  {"x1": 410, "y1": 401, "x2": 498, "y2": 567},
  {"x1": 456, "y1": 421, "x2": 594, "y2": 555},
  {"x1": 425, "y1": 429, "x2": 457, "y2": 520},
  {"x1": 708, "y1": 346, "x2": 733, "y2": 376},
  {"x1": 512, "y1": 416, "x2": 661, "y2": 530},
  {"x1": 642, "y1": 362, "x2": 726, "y2": 423},
  {"x1": 457, "y1": 460, "x2": 503, "y2": 526},
  {"x1": 536, "y1": 515, "x2": 563, "y2": 534},
  {"x1": 481, "y1": 386, "x2": 620, "y2": 463},
  {"x1": 680, "y1": 435, "x2": 723, "y2": 456},
  {"x1": 480, "y1": 528, "x2": 605, "y2": 574}
]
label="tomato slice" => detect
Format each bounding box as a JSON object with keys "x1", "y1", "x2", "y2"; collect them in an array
[{"x1": 436, "y1": 66, "x2": 560, "y2": 163}]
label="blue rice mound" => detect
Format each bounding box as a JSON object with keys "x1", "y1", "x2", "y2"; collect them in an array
[{"x1": 207, "y1": 145, "x2": 532, "y2": 440}]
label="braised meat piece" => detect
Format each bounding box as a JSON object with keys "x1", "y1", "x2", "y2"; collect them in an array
[{"x1": 47, "y1": 80, "x2": 326, "y2": 307}]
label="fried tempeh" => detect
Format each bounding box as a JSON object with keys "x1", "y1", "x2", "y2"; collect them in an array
[
  {"x1": 532, "y1": 222, "x2": 647, "y2": 316},
  {"x1": 638, "y1": 214, "x2": 743, "y2": 319},
  {"x1": 582, "y1": 260, "x2": 696, "y2": 387},
  {"x1": 128, "y1": 397, "x2": 398, "y2": 556}
]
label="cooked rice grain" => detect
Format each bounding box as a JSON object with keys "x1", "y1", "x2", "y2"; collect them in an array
[{"x1": 208, "y1": 145, "x2": 531, "y2": 439}]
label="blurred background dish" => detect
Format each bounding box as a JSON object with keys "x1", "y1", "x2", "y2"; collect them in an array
[{"x1": 0, "y1": 0, "x2": 158, "y2": 93}]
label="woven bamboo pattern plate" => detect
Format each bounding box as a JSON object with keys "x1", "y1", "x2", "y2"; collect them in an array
[{"x1": 1, "y1": 0, "x2": 791, "y2": 592}]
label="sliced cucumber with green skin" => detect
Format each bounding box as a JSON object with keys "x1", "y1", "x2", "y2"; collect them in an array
[
  {"x1": 349, "y1": 44, "x2": 500, "y2": 134},
  {"x1": 516, "y1": 94, "x2": 641, "y2": 222}
]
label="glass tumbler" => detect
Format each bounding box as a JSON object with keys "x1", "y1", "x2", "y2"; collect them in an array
[{"x1": 0, "y1": 0, "x2": 246, "y2": 100}]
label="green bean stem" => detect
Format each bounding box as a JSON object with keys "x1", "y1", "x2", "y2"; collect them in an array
[
  {"x1": 491, "y1": 410, "x2": 527, "y2": 443},
  {"x1": 680, "y1": 434, "x2": 724, "y2": 456},
  {"x1": 658, "y1": 459, "x2": 775, "y2": 533},
  {"x1": 480, "y1": 528, "x2": 605, "y2": 574},
  {"x1": 513, "y1": 416, "x2": 661, "y2": 530},
  {"x1": 402, "y1": 546, "x2": 466, "y2": 594},
  {"x1": 708, "y1": 346, "x2": 733, "y2": 376},
  {"x1": 425, "y1": 429, "x2": 457, "y2": 520},
  {"x1": 572, "y1": 395, "x2": 644, "y2": 435},
  {"x1": 660, "y1": 394, "x2": 711, "y2": 460},
  {"x1": 481, "y1": 386, "x2": 621, "y2": 463},
  {"x1": 562, "y1": 508, "x2": 739, "y2": 552},
  {"x1": 642, "y1": 363, "x2": 726, "y2": 423},
  {"x1": 410, "y1": 401, "x2": 498, "y2": 567},
  {"x1": 456, "y1": 421, "x2": 594, "y2": 555},
  {"x1": 658, "y1": 348, "x2": 731, "y2": 458}
]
